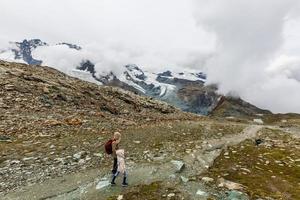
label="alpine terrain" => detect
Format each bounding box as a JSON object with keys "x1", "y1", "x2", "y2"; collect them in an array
[
  {"x1": 0, "y1": 60, "x2": 299, "y2": 200},
  {"x1": 0, "y1": 39, "x2": 271, "y2": 117}
]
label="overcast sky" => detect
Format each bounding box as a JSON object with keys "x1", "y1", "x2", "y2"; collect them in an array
[{"x1": 0, "y1": 0, "x2": 300, "y2": 113}]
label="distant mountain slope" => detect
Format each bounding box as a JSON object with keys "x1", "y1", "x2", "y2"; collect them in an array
[
  {"x1": 211, "y1": 96, "x2": 271, "y2": 118},
  {"x1": 0, "y1": 39, "x2": 271, "y2": 116}
]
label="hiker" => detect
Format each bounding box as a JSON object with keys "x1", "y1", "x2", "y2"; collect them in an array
[
  {"x1": 111, "y1": 149, "x2": 128, "y2": 186},
  {"x1": 105, "y1": 132, "x2": 121, "y2": 174}
]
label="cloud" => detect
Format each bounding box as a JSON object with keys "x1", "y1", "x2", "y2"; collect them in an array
[
  {"x1": 0, "y1": 0, "x2": 300, "y2": 113},
  {"x1": 193, "y1": 0, "x2": 300, "y2": 113}
]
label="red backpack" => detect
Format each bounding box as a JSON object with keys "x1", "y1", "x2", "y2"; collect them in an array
[{"x1": 105, "y1": 139, "x2": 115, "y2": 154}]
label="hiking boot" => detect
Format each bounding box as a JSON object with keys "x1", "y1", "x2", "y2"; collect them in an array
[
  {"x1": 111, "y1": 182, "x2": 116, "y2": 186},
  {"x1": 111, "y1": 175, "x2": 117, "y2": 186},
  {"x1": 122, "y1": 177, "x2": 128, "y2": 187},
  {"x1": 122, "y1": 182, "x2": 128, "y2": 187}
]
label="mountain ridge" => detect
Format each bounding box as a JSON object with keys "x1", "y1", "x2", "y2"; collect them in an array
[{"x1": 0, "y1": 39, "x2": 271, "y2": 117}]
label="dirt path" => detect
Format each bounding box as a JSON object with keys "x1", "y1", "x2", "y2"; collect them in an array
[{"x1": 1, "y1": 124, "x2": 265, "y2": 200}]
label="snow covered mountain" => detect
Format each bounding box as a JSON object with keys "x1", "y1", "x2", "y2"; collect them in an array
[{"x1": 0, "y1": 39, "x2": 270, "y2": 116}]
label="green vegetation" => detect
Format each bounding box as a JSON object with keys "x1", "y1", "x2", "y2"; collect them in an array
[{"x1": 206, "y1": 128, "x2": 300, "y2": 199}]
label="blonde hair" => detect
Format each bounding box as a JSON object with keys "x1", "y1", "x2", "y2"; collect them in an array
[{"x1": 114, "y1": 131, "x2": 121, "y2": 139}]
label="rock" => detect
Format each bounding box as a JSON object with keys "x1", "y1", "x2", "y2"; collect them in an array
[
  {"x1": 226, "y1": 190, "x2": 249, "y2": 200},
  {"x1": 253, "y1": 118, "x2": 264, "y2": 124},
  {"x1": 93, "y1": 153, "x2": 103, "y2": 158},
  {"x1": 185, "y1": 149, "x2": 192, "y2": 154},
  {"x1": 43, "y1": 86, "x2": 50, "y2": 94},
  {"x1": 96, "y1": 180, "x2": 110, "y2": 190},
  {"x1": 22, "y1": 157, "x2": 34, "y2": 161},
  {"x1": 171, "y1": 160, "x2": 185, "y2": 173},
  {"x1": 10, "y1": 160, "x2": 21, "y2": 165},
  {"x1": 73, "y1": 151, "x2": 87, "y2": 161},
  {"x1": 217, "y1": 132, "x2": 223, "y2": 136},
  {"x1": 196, "y1": 190, "x2": 208, "y2": 197},
  {"x1": 167, "y1": 193, "x2": 175, "y2": 198},
  {"x1": 180, "y1": 176, "x2": 189, "y2": 183},
  {"x1": 4, "y1": 84, "x2": 14, "y2": 91},
  {"x1": 44, "y1": 119, "x2": 63, "y2": 126},
  {"x1": 241, "y1": 168, "x2": 251, "y2": 173},
  {"x1": 78, "y1": 159, "x2": 86, "y2": 165},
  {"x1": 117, "y1": 195, "x2": 123, "y2": 200},
  {"x1": 201, "y1": 177, "x2": 214, "y2": 183},
  {"x1": 169, "y1": 174, "x2": 176, "y2": 179},
  {"x1": 218, "y1": 178, "x2": 244, "y2": 190},
  {"x1": 65, "y1": 118, "x2": 83, "y2": 126},
  {"x1": 0, "y1": 135, "x2": 12, "y2": 142}
]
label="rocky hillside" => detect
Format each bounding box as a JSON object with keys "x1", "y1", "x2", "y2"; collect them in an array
[
  {"x1": 211, "y1": 96, "x2": 272, "y2": 118},
  {"x1": 0, "y1": 60, "x2": 192, "y2": 123},
  {"x1": 0, "y1": 60, "x2": 197, "y2": 193}
]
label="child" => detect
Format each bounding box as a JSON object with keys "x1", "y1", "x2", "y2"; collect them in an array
[{"x1": 111, "y1": 149, "x2": 128, "y2": 187}]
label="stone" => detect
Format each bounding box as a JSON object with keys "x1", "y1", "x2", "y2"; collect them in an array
[
  {"x1": 96, "y1": 180, "x2": 110, "y2": 190},
  {"x1": 73, "y1": 151, "x2": 87, "y2": 161},
  {"x1": 22, "y1": 157, "x2": 34, "y2": 161},
  {"x1": 180, "y1": 176, "x2": 189, "y2": 183},
  {"x1": 43, "y1": 86, "x2": 50, "y2": 94},
  {"x1": 65, "y1": 118, "x2": 83, "y2": 126},
  {"x1": 218, "y1": 178, "x2": 244, "y2": 190},
  {"x1": 201, "y1": 177, "x2": 214, "y2": 183},
  {"x1": 0, "y1": 135, "x2": 12, "y2": 142},
  {"x1": 171, "y1": 160, "x2": 185, "y2": 173},
  {"x1": 167, "y1": 193, "x2": 175, "y2": 198},
  {"x1": 117, "y1": 195, "x2": 123, "y2": 200},
  {"x1": 78, "y1": 159, "x2": 85, "y2": 165},
  {"x1": 226, "y1": 190, "x2": 249, "y2": 200},
  {"x1": 93, "y1": 153, "x2": 103, "y2": 158},
  {"x1": 196, "y1": 190, "x2": 208, "y2": 197},
  {"x1": 253, "y1": 118, "x2": 264, "y2": 124}
]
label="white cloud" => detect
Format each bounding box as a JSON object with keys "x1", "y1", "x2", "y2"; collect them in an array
[
  {"x1": 193, "y1": 0, "x2": 300, "y2": 113},
  {"x1": 0, "y1": 0, "x2": 300, "y2": 113}
]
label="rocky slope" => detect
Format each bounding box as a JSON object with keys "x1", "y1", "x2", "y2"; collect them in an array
[
  {"x1": 0, "y1": 39, "x2": 270, "y2": 117},
  {"x1": 0, "y1": 60, "x2": 299, "y2": 200},
  {"x1": 0, "y1": 60, "x2": 196, "y2": 194}
]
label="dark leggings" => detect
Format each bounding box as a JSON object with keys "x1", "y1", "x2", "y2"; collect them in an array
[{"x1": 112, "y1": 157, "x2": 118, "y2": 174}]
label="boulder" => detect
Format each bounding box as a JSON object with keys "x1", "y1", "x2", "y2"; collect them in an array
[{"x1": 171, "y1": 160, "x2": 185, "y2": 173}]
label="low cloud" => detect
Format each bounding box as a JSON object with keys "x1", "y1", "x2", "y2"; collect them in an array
[{"x1": 0, "y1": 0, "x2": 300, "y2": 113}]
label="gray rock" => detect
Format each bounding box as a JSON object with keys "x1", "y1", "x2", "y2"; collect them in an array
[
  {"x1": 226, "y1": 190, "x2": 249, "y2": 200},
  {"x1": 0, "y1": 135, "x2": 12, "y2": 142},
  {"x1": 73, "y1": 151, "x2": 87, "y2": 161},
  {"x1": 171, "y1": 160, "x2": 185, "y2": 173},
  {"x1": 196, "y1": 189, "x2": 208, "y2": 197},
  {"x1": 180, "y1": 176, "x2": 189, "y2": 183}
]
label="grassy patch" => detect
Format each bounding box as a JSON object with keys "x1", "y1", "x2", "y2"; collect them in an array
[{"x1": 205, "y1": 129, "x2": 300, "y2": 199}]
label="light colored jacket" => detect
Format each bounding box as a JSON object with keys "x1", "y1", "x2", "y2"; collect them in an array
[{"x1": 116, "y1": 149, "x2": 126, "y2": 174}]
